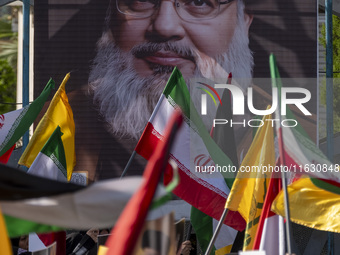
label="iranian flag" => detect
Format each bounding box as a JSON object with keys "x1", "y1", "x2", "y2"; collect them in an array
[
  {"x1": 27, "y1": 125, "x2": 67, "y2": 182},
  {"x1": 0, "y1": 79, "x2": 55, "y2": 157},
  {"x1": 0, "y1": 144, "x2": 15, "y2": 164},
  {"x1": 135, "y1": 67, "x2": 245, "y2": 231},
  {"x1": 270, "y1": 54, "x2": 340, "y2": 234},
  {"x1": 105, "y1": 110, "x2": 183, "y2": 255},
  {"x1": 270, "y1": 54, "x2": 339, "y2": 182}
]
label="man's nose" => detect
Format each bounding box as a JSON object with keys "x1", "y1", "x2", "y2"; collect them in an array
[{"x1": 147, "y1": 0, "x2": 186, "y2": 42}]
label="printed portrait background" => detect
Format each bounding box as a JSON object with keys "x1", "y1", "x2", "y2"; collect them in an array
[{"x1": 33, "y1": 0, "x2": 318, "y2": 181}]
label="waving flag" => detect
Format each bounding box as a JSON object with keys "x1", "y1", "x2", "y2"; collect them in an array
[
  {"x1": 253, "y1": 172, "x2": 284, "y2": 255},
  {"x1": 106, "y1": 110, "x2": 183, "y2": 255},
  {"x1": 272, "y1": 176, "x2": 340, "y2": 233},
  {"x1": 135, "y1": 67, "x2": 245, "y2": 231},
  {"x1": 0, "y1": 79, "x2": 54, "y2": 157},
  {"x1": 0, "y1": 163, "x2": 82, "y2": 201},
  {"x1": 191, "y1": 74, "x2": 238, "y2": 254},
  {"x1": 2, "y1": 176, "x2": 149, "y2": 237},
  {"x1": 0, "y1": 208, "x2": 12, "y2": 255},
  {"x1": 0, "y1": 144, "x2": 15, "y2": 164},
  {"x1": 269, "y1": 54, "x2": 340, "y2": 233},
  {"x1": 27, "y1": 126, "x2": 67, "y2": 182},
  {"x1": 225, "y1": 111, "x2": 276, "y2": 250},
  {"x1": 0, "y1": 163, "x2": 82, "y2": 237},
  {"x1": 270, "y1": 54, "x2": 339, "y2": 182},
  {"x1": 191, "y1": 207, "x2": 236, "y2": 255},
  {"x1": 19, "y1": 73, "x2": 75, "y2": 180}
]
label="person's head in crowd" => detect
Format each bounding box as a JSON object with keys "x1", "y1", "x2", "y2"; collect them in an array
[
  {"x1": 11, "y1": 235, "x2": 30, "y2": 255},
  {"x1": 18, "y1": 235, "x2": 29, "y2": 251},
  {"x1": 11, "y1": 235, "x2": 29, "y2": 250},
  {"x1": 141, "y1": 229, "x2": 170, "y2": 255},
  {"x1": 89, "y1": 0, "x2": 253, "y2": 138},
  {"x1": 85, "y1": 227, "x2": 111, "y2": 244},
  {"x1": 99, "y1": 228, "x2": 110, "y2": 235}
]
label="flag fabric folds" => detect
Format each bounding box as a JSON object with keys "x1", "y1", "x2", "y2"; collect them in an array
[
  {"x1": 272, "y1": 177, "x2": 340, "y2": 233},
  {"x1": 1, "y1": 176, "x2": 152, "y2": 237},
  {"x1": 253, "y1": 173, "x2": 284, "y2": 255},
  {"x1": 225, "y1": 112, "x2": 275, "y2": 250},
  {"x1": 19, "y1": 73, "x2": 75, "y2": 180},
  {"x1": 135, "y1": 67, "x2": 245, "y2": 231},
  {"x1": 0, "y1": 208, "x2": 13, "y2": 255},
  {"x1": 0, "y1": 144, "x2": 15, "y2": 164},
  {"x1": 211, "y1": 73, "x2": 239, "y2": 169},
  {"x1": 27, "y1": 126, "x2": 67, "y2": 182},
  {"x1": 0, "y1": 79, "x2": 54, "y2": 157},
  {"x1": 32, "y1": 231, "x2": 66, "y2": 255},
  {"x1": 191, "y1": 75, "x2": 238, "y2": 254},
  {"x1": 190, "y1": 207, "x2": 236, "y2": 254},
  {"x1": 270, "y1": 54, "x2": 340, "y2": 234},
  {"x1": 30, "y1": 240, "x2": 57, "y2": 255},
  {"x1": 270, "y1": 54, "x2": 339, "y2": 182},
  {"x1": 105, "y1": 110, "x2": 183, "y2": 255},
  {"x1": 190, "y1": 207, "x2": 216, "y2": 254},
  {"x1": 4, "y1": 215, "x2": 62, "y2": 238},
  {"x1": 0, "y1": 163, "x2": 82, "y2": 201}
]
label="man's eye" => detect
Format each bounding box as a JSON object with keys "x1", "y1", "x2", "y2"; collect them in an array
[
  {"x1": 182, "y1": 0, "x2": 214, "y2": 7},
  {"x1": 192, "y1": 0, "x2": 205, "y2": 6},
  {"x1": 125, "y1": 0, "x2": 156, "y2": 10}
]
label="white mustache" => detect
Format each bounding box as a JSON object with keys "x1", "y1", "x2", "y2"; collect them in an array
[{"x1": 131, "y1": 42, "x2": 196, "y2": 61}]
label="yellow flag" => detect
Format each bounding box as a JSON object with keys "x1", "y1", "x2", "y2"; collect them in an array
[
  {"x1": 215, "y1": 244, "x2": 232, "y2": 255},
  {"x1": 0, "y1": 208, "x2": 13, "y2": 255},
  {"x1": 19, "y1": 73, "x2": 76, "y2": 180},
  {"x1": 98, "y1": 246, "x2": 108, "y2": 255},
  {"x1": 272, "y1": 177, "x2": 340, "y2": 233},
  {"x1": 225, "y1": 112, "x2": 275, "y2": 250}
]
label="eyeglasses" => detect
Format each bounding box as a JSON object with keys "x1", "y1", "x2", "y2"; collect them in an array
[{"x1": 115, "y1": 0, "x2": 236, "y2": 21}]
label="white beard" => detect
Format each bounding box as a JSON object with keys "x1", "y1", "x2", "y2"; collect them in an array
[{"x1": 89, "y1": 3, "x2": 253, "y2": 139}]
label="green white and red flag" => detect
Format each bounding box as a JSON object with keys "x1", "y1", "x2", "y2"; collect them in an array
[
  {"x1": 0, "y1": 79, "x2": 55, "y2": 157},
  {"x1": 27, "y1": 126, "x2": 67, "y2": 182},
  {"x1": 135, "y1": 67, "x2": 245, "y2": 231}
]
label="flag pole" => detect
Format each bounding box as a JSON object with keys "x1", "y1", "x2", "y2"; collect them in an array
[
  {"x1": 204, "y1": 73, "x2": 233, "y2": 255},
  {"x1": 277, "y1": 151, "x2": 293, "y2": 255},
  {"x1": 204, "y1": 208, "x2": 228, "y2": 255},
  {"x1": 186, "y1": 224, "x2": 192, "y2": 240},
  {"x1": 22, "y1": 0, "x2": 30, "y2": 150},
  {"x1": 325, "y1": 0, "x2": 334, "y2": 254},
  {"x1": 270, "y1": 54, "x2": 293, "y2": 255},
  {"x1": 120, "y1": 94, "x2": 166, "y2": 179}
]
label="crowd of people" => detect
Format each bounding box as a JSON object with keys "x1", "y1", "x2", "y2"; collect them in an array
[{"x1": 10, "y1": 228, "x2": 193, "y2": 255}]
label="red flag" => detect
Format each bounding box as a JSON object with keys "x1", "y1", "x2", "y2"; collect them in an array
[
  {"x1": 0, "y1": 144, "x2": 15, "y2": 164},
  {"x1": 38, "y1": 231, "x2": 66, "y2": 255},
  {"x1": 105, "y1": 110, "x2": 183, "y2": 255}
]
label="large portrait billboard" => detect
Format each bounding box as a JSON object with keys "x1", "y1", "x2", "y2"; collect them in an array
[{"x1": 34, "y1": 0, "x2": 318, "y2": 182}]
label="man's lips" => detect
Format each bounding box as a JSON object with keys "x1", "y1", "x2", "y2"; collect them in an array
[{"x1": 141, "y1": 51, "x2": 194, "y2": 66}]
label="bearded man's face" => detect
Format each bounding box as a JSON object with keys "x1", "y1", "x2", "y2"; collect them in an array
[{"x1": 89, "y1": 0, "x2": 253, "y2": 138}]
